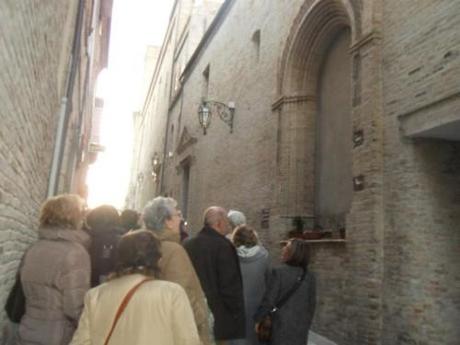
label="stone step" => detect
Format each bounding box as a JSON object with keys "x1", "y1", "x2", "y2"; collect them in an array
[{"x1": 308, "y1": 331, "x2": 338, "y2": 345}]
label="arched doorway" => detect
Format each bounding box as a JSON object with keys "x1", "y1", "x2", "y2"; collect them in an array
[
  {"x1": 272, "y1": 2, "x2": 388, "y2": 343},
  {"x1": 315, "y1": 28, "x2": 352, "y2": 228},
  {"x1": 274, "y1": 0, "x2": 356, "y2": 230}
]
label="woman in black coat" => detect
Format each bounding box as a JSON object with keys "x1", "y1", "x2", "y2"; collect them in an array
[{"x1": 255, "y1": 239, "x2": 316, "y2": 345}]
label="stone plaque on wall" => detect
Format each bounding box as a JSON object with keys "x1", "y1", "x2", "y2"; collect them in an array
[{"x1": 260, "y1": 208, "x2": 270, "y2": 229}]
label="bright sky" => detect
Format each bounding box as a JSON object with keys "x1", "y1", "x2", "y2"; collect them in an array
[{"x1": 87, "y1": 0, "x2": 174, "y2": 209}]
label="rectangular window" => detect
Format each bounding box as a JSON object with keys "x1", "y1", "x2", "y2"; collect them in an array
[
  {"x1": 181, "y1": 161, "x2": 191, "y2": 219},
  {"x1": 252, "y1": 30, "x2": 261, "y2": 62}
]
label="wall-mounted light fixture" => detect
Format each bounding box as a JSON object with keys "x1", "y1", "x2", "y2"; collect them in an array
[
  {"x1": 137, "y1": 172, "x2": 144, "y2": 185},
  {"x1": 197, "y1": 100, "x2": 235, "y2": 135},
  {"x1": 353, "y1": 129, "x2": 364, "y2": 148},
  {"x1": 353, "y1": 174, "x2": 365, "y2": 191},
  {"x1": 151, "y1": 152, "x2": 161, "y2": 181},
  {"x1": 152, "y1": 152, "x2": 160, "y2": 167}
]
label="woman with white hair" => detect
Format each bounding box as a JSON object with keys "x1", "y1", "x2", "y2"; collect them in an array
[
  {"x1": 143, "y1": 197, "x2": 213, "y2": 345},
  {"x1": 227, "y1": 210, "x2": 247, "y2": 241},
  {"x1": 227, "y1": 210, "x2": 247, "y2": 230}
]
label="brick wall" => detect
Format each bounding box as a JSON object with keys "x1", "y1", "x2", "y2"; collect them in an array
[
  {"x1": 158, "y1": 0, "x2": 288, "y2": 234},
  {"x1": 0, "y1": 0, "x2": 101, "y2": 332},
  {"x1": 129, "y1": 0, "x2": 225, "y2": 210},
  {"x1": 133, "y1": 0, "x2": 460, "y2": 344},
  {"x1": 382, "y1": 1, "x2": 460, "y2": 344}
]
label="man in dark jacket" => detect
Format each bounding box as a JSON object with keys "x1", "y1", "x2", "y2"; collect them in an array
[{"x1": 184, "y1": 206, "x2": 246, "y2": 344}]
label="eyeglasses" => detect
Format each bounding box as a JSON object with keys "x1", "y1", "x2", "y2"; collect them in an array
[{"x1": 172, "y1": 210, "x2": 183, "y2": 219}]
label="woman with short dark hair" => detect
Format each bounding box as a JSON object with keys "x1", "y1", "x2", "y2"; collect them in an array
[
  {"x1": 85, "y1": 205, "x2": 122, "y2": 286},
  {"x1": 231, "y1": 225, "x2": 269, "y2": 345},
  {"x1": 120, "y1": 209, "x2": 141, "y2": 233},
  {"x1": 232, "y1": 225, "x2": 258, "y2": 248},
  {"x1": 255, "y1": 238, "x2": 316, "y2": 345},
  {"x1": 70, "y1": 230, "x2": 200, "y2": 345}
]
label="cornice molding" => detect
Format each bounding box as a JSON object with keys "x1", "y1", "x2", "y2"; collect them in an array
[
  {"x1": 176, "y1": 126, "x2": 197, "y2": 155},
  {"x1": 272, "y1": 95, "x2": 316, "y2": 111},
  {"x1": 349, "y1": 31, "x2": 382, "y2": 54}
]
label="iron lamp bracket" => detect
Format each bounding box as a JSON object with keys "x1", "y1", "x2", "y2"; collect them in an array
[{"x1": 198, "y1": 100, "x2": 235, "y2": 134}]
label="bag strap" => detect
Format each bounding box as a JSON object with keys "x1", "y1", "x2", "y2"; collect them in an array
[
  {"x1": 272, "y1": 268, "x2": 306, "y2": 312},
  {"x1": 15, "y1": 246, "x2": 31, "y2": 280},
  {"x1": 103, "y1": 278, "x2": 153, "y2": 345},
  {"x1": 18, "y1": 247, "x2": 30, "y2": 271}
]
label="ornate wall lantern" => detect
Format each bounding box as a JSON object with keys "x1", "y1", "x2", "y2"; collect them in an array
[
  {"x1": 197, "y1": 100, "x2": 235, "y2": 135},
  {"x1": 151, "y1": 152, "x2": 161, "y2": 181}
]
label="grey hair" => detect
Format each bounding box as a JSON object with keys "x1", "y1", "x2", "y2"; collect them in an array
[
  {"x1": 227, "y1": 209, "x2": 246, "y2": 228},
  {"x1": 143, "y1": 197, "x2": 177, "y2": 231}
]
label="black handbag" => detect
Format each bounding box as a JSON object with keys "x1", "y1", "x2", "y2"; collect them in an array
[
  {"x1": 257, "y1": 269, "x2": 306, "y2": 343},
  {"x1": 4, "y1": 250, "x2": 28, "y2": 323},
  {"x1": 5, "y1": 274, "x2": 25, "y2": 323}
]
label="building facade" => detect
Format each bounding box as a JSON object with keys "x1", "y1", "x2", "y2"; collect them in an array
[
  {"x1": 0, "y1": 0, "x2": 112, "y2": 330},
  {"x1": 130, "y1": 0, "x2": 460, "y2": 344},
  {"x1": 126, "y1": 0, "x2": 224, "y2": 209}
]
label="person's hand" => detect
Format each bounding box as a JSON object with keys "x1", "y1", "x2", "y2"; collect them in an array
[{"x1": 254, "y1": 322, "x2": 260, "y2": 333}]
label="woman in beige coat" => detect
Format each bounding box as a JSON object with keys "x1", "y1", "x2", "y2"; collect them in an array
[
  {"x1": 18, "y1": 194, "x2": 90, "y2": 345},
  {"x1": 143, "y1": 197, "x2": 213, "y2": 345},
  {"x1": 70, "y1": 230, "x2": 200, "y2": 345}
]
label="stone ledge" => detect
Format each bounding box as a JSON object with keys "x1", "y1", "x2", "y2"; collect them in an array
[
  {"x1": 272, "y1": 94, "x2": 316, "y2": 110},
  {"x1": 303, "y1": 239, "x2": 346, "y2": 244},
  {"x1": 398, "y1": 91, "x2": 460, "y2": 141},
  {"x1": 308, "y1": 331, "x2": 338, "y2": 345}
]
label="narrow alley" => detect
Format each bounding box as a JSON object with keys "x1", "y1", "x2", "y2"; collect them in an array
[{"x1": 1, "y1": 1, "x2": 459, "y2": 345}]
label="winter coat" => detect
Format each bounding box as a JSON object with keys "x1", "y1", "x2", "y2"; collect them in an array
[
  {"x1": 184, "y1": 226, "x2": 246, "y2": 341},
  {"x1": 236, "y1": 245, "x2": 269, "y2": 345},
  {"x1": 88, "y1": 226, "x2": 120, "y2": 287},
  {"x1": 18, "y1": 227, "x2": 91, "y2": 345},
  {"x1": 255, "y1": 265, "x2": 316, "y2": 345},
  {"x1": 70, "y1": 274, "x2": 201, "y2": 345},
  {"x1": 155, "y1": 228, "x2": 213, "y2": 345}
]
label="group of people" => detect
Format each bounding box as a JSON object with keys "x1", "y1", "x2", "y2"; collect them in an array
[{"x1": 4, "y1": 194, "x2": 316, "y2": 345}]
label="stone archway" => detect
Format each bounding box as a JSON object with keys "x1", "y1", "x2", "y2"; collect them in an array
[
  {"x1": 315, "y1": 27, "x2": 353, "y2": 228},
  {"x1": 271, "y1": 2, "x2": 387, "y2": 343},
  {"x1": 272, "y1": 0, "x2": 357, "y2": 227}
]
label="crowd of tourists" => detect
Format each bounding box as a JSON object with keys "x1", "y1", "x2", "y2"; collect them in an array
[{"x1": 3, "y1": 194, "x2": 316, "y2": 345}]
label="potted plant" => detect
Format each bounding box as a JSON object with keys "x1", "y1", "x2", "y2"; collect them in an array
[{"x1": 286, "y1": 216, "x2": 305, "y2": 239}]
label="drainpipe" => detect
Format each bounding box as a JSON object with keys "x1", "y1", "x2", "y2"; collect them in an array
[
  {"x1": 159, "y1": 90, "x2": 184, "y2": 196},
  {"x1": 159, "y1": 105, "x2": 171, "y2": 196},
  {"x1": 47, "y1": 0, "x2": 86, "y2": 197}
]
